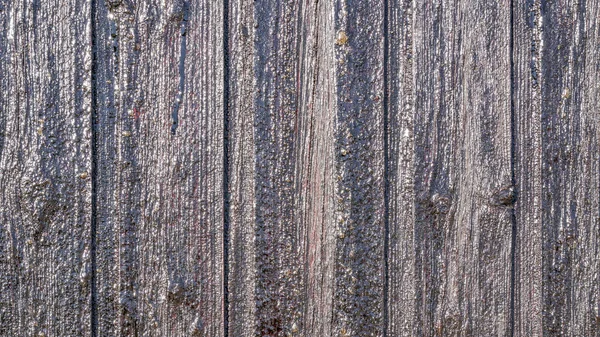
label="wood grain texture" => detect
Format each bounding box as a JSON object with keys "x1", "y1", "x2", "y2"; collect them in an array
[
  {"x1": 245, "y1": 0, "x2": 307, "y2": 335},
  {"x1": 3, "y1": 0, "x2": 600, "y2": 335},
  {"x1": 227, "y1": 0, "x2": 385, "y2": 335},
  {"x1": 537, "y1": 0, "x2": 600, "y2": 334},
  {"x1": 386, "y1": 0, "x2": 415, "y2": 335},
  {"x1": 94, "y1": 0, "x2": 224, "y2": 335},
  {"x1": 300, "y1": 0, "x2": 337, "y2": 335},
  {"x1": 332, "y1": 1, "x2": 386, "y2": 336},
  {"x1": 226, "y1": 0, "x2": 256, "y2": 334},
  {"x1": 513, "y1": 0, "x2": 543, "y2": 335},
  {"x1": 412, "y1": 0, "x2": 513, "y2": 335},
  {"x1": 0, "y1": 1, "x2": 93, "y2": 336},
  {"x1": 226, "y1": 0, "x2": 332, "y2": 334}
]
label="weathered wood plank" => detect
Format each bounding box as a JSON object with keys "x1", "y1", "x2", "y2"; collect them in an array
[
  {"x1": 95, "y1": 0, "x2": 224, "y2": 335},
  {"x1": 227, "y1": 0, "x2": 329, "y2": 335},
  {"x1": 331, "y1": 1, "x2": 386, "y2": 336},
  {"x1": 537, "y1": 0, "x2": 600, "y2": 334},
  {"x1": 573, "y1": 3, "x2": 600, "y2": 333},
  {"x1": 227, "y1": 0, "x2": 386, "y2": 335},
  {"x1": 513, "y1": 0, "x2": 543, "y2": 335},
  {"x1": 386, "y1": 0, "x2": 416, "y2": 335},
  {"x1": 413, "y1": 0, "x2": 513, "y2": 335},
  {"x1": 300, "y1": 0, "x2": 337, "y2": 335},
  {"x1": 0, "y1": 1, "x2": 93, "y2": 336},
  {"x1": 226, "y1": 0, "x2": 256, "y2": 334},
  {"x1": 247, "y1": 0, "x2": 307, "y2": 335}
]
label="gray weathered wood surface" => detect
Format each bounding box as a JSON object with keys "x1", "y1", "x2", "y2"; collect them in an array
[
  {"x1": 0, "y1": 1, "x2": 93, "y2": 336},
  {"x1": 1, "y1": 0, "x2": 600, "y2": 336},
  {"x1": 94, "y1": 0, "x2": 224, "y2": 335}
]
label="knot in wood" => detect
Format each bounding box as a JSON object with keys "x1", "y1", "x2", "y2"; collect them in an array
[
  {"x1": 432, "y1": 193, "x2": 451, "y2": 214},
  {"x1": 491, "y1": 185, "x2": 517, "y2": 206}
]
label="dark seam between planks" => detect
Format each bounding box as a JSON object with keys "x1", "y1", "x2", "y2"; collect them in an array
[
  {"x1": 90, "y1": 0, "x2": 99, "y2": 334},
  {"x1": 223, "y1": 0, "x2": 231, "y2": 334},
  {"x1": 382, "y1": 0, "x2": 390, "y2": 335},
  {"x1": 172, "y1": 2, "x2": 189, "y2": 136},
  {"x1": 509, "y1": 0, "x2": 517, "y2": 335}
]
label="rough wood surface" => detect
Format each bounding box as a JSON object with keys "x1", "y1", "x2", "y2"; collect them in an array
[
  {"x1": 386, "y1": 0, "x2": 415, "y2": 335},
  {"x1": 228, "y1": 0, "x2": 308, "y2": 335},
  {"x1": 226, "y1": 0, "x2": 256, "y2": 334},
  {"x1": 228, "y1": 0, "x2": 385, "y2": 335},
  {"x1": 513, "y1": 0, "x2": 544, "y2": 335},
  {"x1": 94, "y1": 0, "x2": 224, "y2": 336},
  {"x1": 331, "y1": 1, "x2": 386, "y2": 336},
  {"x1": 412, "y1": 0, "x2": 513, "y2": 335},
  {"x1": 538, "y1": 0, "x2": 600, "y2": 334},
  {"x1": 0, "y1": 1, "x2": 93, "y2": 336},
  {"x1": 2, "y1": 0, "x2": 600, "y2": 336}
]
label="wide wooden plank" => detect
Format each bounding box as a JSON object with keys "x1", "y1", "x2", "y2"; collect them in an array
[
  {"x1": 227, "y1": 0, "x2": 329, "y2": 335},
  {"x1": 536, "y1": 1, "x2": 600, "y2": 334},
  {"x1": 412, "y1": 0, "x2": 513, "y2": 335},
  {"x1": 94, "y1": 0, "x2": 224, "y2": 335},
  {"x1": 513, "y1": 0, "x2": 543, "y2": 335},
  {"x1": 227, "y1": 0, "x2": 386, "y2": 335},
  {"x1": 0, "y1": 1, "x2": 93, "y2": 336},
  {"x1": 386, "y1": 0, "x2": 416, "y2": 335}
]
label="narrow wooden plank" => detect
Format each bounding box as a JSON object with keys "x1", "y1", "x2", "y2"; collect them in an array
[
  {"x1": 537, "y1": 1, "x2": 600, "y2": 334},
  {"x1": 95, "y1": 0, "x2": 224, "y2": 335},
  {"x1": 386, "y1": 0, "x2": 416, "y2": 335},
  {"x1": 413, "y1": 0, "x2": 513, "y2": 335},
  {"x1": 572, "y1": 3, "x2": 600, "y2": 332},
  {"x1": 513, "y1": 0, "x2": 543, "y2": 335},
  {"x1": 247, "y1": 0, "x2": 306, "y2": 335},
  {"x1": 227, "y1": 0, "x2": 386, "y2": 335},
  {"x1": 301, "y1": 0, "x2": 337, "y2": 335},
  {"x1": 330, "y1": 1, "x2": 386, "y2": 336},
  {"x1": 226, "y1": 0, "x2": 257, "y2": 334},
  {"x1": 0, "y1": 1, "x2": 93, "y2": 335}
]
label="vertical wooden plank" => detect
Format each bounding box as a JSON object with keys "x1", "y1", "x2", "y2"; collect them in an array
[
  {"x1": 574, "y1": 3, "x2": 600, "y2": 333},
  {"x1": 227, "y1": 0, "x2": 328, "y2": 335},
  {"x1": 300, "y1": 0, "x2": 337, "y2": 335},
  {"x1": 95, "y1": 0, "x2": 224, "y2": 335},
  {"x1": 536, "y1": 0, "x2": 600, "y2": 334},
  {"x1": 572, "y1": 3, "x2": 600, "y2": 332},
  {"x1": 386, "y1": 0, "x2": 416, "y2": 335},
  {"x1": 413, "y1": 0, "x2": 513, "y2": 335},
  {"x1": 0, "y1": 0, "x2": 93, "y2": 335},
  {"x1": 226, "y1": 0, "x2": 256, "y2": 333},
  {"x1": 0, "y1": 5, "x2": 11, "y2": 334},
  {"x1": 0, "y1": 7, "x2": 8, "y2": 333},
  {"x1": 513, "y1": 0, "x2": 543, "y2": 335},
  {"x1": 249, "y1": 0, "x2": 306, "y2": 335},
  {"x1": 331, "y1": 1, "x2": 386, "y2": 336},
  {"x1": 227, "y1": 0, "x2": 386, "y2": 335}
]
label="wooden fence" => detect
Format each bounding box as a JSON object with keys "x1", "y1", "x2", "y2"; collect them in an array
[{"x1": 1, "y1": 0, "x2": 599, "y2": 335}]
